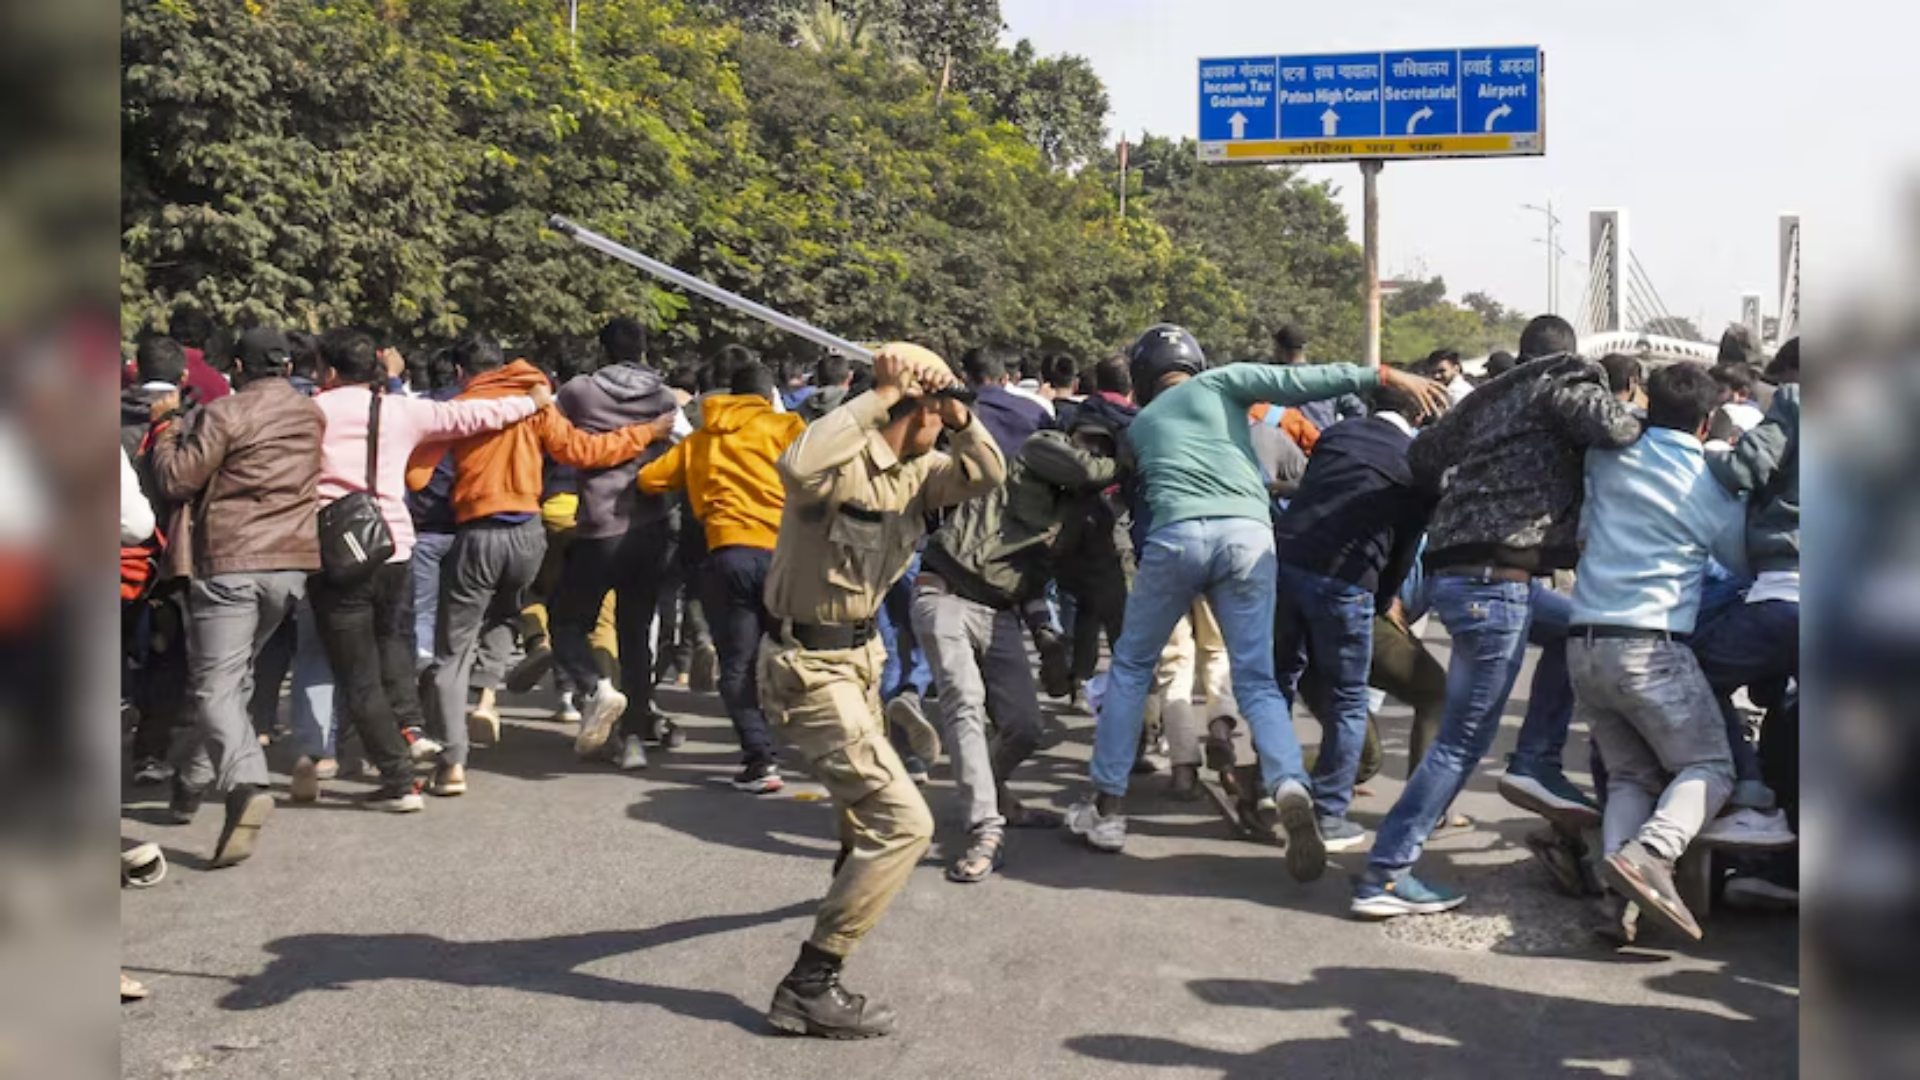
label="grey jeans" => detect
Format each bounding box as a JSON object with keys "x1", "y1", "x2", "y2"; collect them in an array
[
  {"x1": 910, "y1": 584, "x2": 1045, "y2": 836},
  {"x1": 177, "y1": 570, "x2": 308, "y2": 792},
  {"x1": 431, "y1": 519, "x2": 546, "y2": 765},
  {"x1": 1569, "y1": 636, "x2": 1735, "y2": 863}
]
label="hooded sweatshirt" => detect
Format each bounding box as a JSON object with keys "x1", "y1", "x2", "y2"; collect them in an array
[
  {"x1": 637, "y1": 393, "x2": 806, "y2": 552},
  {"x1": 407, "y1": 360, "x2": 657, "y2": 525},
  {"x1": 557, "y1": 363, "x2": 681, "y2": 539}
]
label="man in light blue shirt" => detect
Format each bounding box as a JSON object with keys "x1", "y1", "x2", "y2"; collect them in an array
[{"x1": 1568, "y1": 363, "x2": 1748, "y2": 945}]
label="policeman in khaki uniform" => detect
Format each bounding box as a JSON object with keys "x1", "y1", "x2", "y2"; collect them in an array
[{"x1": 758, "y1": 342, "x2": 1006, "y2": 1039}]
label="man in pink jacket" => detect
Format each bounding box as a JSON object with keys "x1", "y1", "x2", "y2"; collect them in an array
[{"x1": 307, "y1": 329, "x2": 549, "y2": 812}]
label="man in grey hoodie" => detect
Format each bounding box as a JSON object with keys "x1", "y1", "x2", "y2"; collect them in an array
[{"x1": 550, "y1": 317, "x2": 688, "y2": 769}]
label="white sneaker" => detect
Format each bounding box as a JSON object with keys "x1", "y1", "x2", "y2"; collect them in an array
[
  {"x1": 575, "y1": 681, "x2": 627, "y2": 759},
  {"x1": 1064, "y1": 799, "x2": 1127, "y2": 853},
  {"x1": 615, "y1": 735, "x2": 649, "y2": 771},
  {"x1": 554, "y1": 691, "x2": 582, "y2": 725},
  {"x1": 1699, "y1": 807, "x2": 1797, "y2": 849},
  {"x1": 407, "y1": 734, "x2": 445, "y2": 764}
]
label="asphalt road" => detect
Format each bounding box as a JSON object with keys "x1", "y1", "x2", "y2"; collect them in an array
[{"x1": 121, "y1": 640, "x2": 1798, "y2": 1080}]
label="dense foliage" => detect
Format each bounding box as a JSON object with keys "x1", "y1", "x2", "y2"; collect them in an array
[{"x1": 122, "y1": 0, "x2": 1520, "y2": 367}]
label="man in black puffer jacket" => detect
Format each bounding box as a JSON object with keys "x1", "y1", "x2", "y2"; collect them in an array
[{"x1": 912, "y1": 422, "x2": 1123, "y2": 884}]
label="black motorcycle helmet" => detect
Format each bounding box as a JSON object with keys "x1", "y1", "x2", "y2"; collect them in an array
[{"x1": 1128, "y1": 324, "x2": 1207, "y2": 405}]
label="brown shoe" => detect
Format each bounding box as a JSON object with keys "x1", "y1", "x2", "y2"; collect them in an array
[{"x1": 1601, "y1": 840, "x2": 1701, "y2": 941}]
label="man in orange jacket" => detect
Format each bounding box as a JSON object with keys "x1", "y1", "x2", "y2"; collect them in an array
[
  {"x1": 407, "y1": 332, "x2": 671, "y2": 795},
  {"x1": 639, "y1": 362, "x2": 805, "y2": 793}
]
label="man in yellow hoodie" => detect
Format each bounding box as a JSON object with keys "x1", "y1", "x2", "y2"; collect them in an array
[{"x1": 639, "y1": 362, "x2": 805, "y2": 793}]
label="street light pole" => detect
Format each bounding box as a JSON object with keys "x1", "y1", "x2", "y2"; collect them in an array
[
  {"x1": 568, "y1": 0, "x2": 580, "y2": 52},
  {"x1": 1522, "y1": 200, "x2": 1563, "y2": 314}
]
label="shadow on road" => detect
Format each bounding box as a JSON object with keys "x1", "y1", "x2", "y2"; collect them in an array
[
  {"x1": 213, "y1": 901, "x2": 815, "y2": 1032},
  {"x1": 1066, "y1": 965, "x2": 1797, "y2": 1079}
]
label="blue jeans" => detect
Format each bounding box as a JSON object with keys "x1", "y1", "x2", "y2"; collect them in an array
[
  {"x1": 289, "y1": 595, "x2": 342, "y2": 759},
  {"x1": 1691, "y1": 597, "x2": 1799, "y2": 787},
  {"x1": 1367, "y1": 576, "x2": 1533, "y2": 880},
  {"x1": 1272, "y1": 563, "x2": 1375, "y2": 820},
  {"x1": 1507, "y1": 582, "x2": 1575, "y2": 777},
  {"x1": 1091, "y1": 518, "x2": 1306, "y2": 799},
  {"x1": 411, "y1": 531, "x2": 456, "y2": 672},
  {"x1": 879, "y1": 549, "x2": 930, "y2": 703}
]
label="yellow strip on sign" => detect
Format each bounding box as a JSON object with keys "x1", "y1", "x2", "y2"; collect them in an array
[{"x1": 1218, "y1": 133, "x2": 1540, "y2": 161}]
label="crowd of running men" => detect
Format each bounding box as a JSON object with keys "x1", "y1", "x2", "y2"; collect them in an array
[{"x1": 119, "y1": 310, "x2": 1800, "y2": 1035}]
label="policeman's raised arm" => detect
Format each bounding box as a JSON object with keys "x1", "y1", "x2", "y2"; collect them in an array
[
  {"x1": 919, "y1": 397, "x2": 1006, "y2": 511},
  {"x1": 778, "y1": 387, "x2": 896, "y2": 501}
]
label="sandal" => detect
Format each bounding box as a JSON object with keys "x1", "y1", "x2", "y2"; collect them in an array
[{"x1": 945, "y1": 831, "x2": 1005, "y2": 884}]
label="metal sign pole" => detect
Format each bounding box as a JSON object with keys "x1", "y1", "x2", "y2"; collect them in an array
[
  {"x1": 548, "y1": 214, "x2": 875, "y2": 362},
  {"x1": 1361, "y1": 161, "x2": 1383, "y2": 367}
]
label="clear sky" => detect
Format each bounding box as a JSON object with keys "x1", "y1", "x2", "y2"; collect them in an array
[{"x1": 1000, "y1": 0, "x2": 1901, "y2": 337}]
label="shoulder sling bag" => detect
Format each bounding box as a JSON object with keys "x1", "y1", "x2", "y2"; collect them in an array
[{"x1": 317, "y1": 387, "x2": 396, "y2": 582}]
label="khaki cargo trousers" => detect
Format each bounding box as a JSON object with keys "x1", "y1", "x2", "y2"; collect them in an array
[{"x1": 758, "y1": 631, "x2": 934, "y2": 956}]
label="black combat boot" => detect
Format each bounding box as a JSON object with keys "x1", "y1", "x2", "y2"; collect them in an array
[{"x1": 767, "y1": 943, "x2": 897, "y2": 1039}]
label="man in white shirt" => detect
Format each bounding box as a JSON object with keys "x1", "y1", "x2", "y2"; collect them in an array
[{"x1": 1430, "y1": 349, "x2": 1474, "y2": 406}]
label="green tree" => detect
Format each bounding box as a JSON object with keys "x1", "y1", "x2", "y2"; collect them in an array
[
  {"x1": 1113, "y1": 134, "x2": 1364, "y2": 360},
  {"x1": 1384, "y1": 275, "x2": 1447, "y2": 318}
]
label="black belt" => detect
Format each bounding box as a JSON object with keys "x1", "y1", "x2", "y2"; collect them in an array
[
  {"x1": 1570, "y1": 624, "x2": 1692, "y2": 644},
  {"x1": 784, "y1": 619, "x2": 878, "y2": 651},
  {"x1": 1431, "y1": 563, "x2": 1534, "y2": 585}
]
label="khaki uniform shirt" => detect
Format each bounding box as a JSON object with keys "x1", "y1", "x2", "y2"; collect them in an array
[{"x1": 764, "y1": 389, "x2": 1006, "y2": 626}]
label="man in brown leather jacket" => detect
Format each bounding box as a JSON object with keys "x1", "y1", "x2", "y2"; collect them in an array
[{"x1": 149, "y1": 328, "x2": 323, "y2": 870}]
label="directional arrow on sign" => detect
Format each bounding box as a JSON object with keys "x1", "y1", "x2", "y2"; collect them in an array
[
  {"x1": 1484, "y1": 102, "x2": 1513, "y2": 132},
  {"x1": 1406, "y1": 106, "x2": 1433, "y2": 134},
  {"x1": 1228, "y1": 112, "x2": 1248, "y2": 139},
  {"x1": 1321, "y1": 107, "x2": 1340, "y2": 136}
]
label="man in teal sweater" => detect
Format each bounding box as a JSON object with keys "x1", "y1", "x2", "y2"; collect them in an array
[{"x1": 1065, "y1": 325, "x2": 1445, "y2": 884}]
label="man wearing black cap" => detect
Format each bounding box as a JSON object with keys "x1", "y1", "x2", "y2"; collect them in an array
[{"x1": 148, "y1": 327, "x2": 325, "y2": 869}]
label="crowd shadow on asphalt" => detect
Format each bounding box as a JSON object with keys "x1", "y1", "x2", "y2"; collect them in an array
[
  {"x1": 1065, "y1": 965, "x2": 1797, "y2": 1080},
  {"x1": 205, "y1": 901, "x2": 814, "y2": 1030}
]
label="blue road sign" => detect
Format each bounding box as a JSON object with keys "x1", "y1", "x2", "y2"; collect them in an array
[
  {"x1": 1198, "y1": 57, "x2": 1280, "y2": 144},
  {"x1": 1278, "y1": 53, "x2": 1383, "y2": 140},
  {"x1": 1382, "y1": 50, "x2": 1461, "y2": 136},
  {"x1": 1197, "y1": 45, "x2": 1544, "y2": 164},
  {"x1": 1460, "y1": 46, "x2": 1540, "y2": 135}
]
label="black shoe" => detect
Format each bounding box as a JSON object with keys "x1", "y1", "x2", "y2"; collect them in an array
[
  {"x1": 1592, "y1": 893, "x2": 1640, "y2": 948},
  {"x1": 1525, "y1": 826, "x2": 1600, "y2": 898},
  {"x1": 504, "y1": 642, "x2": 554, "y2": 693},
  {"x1": 768, "y1": 974, "x2": 897, "y2": 1039},
  {"x1": 1035, "y1": 627, "x2": 1073, "y2": 699},
  {"x1": 1204, "y1": 716, "x2": 1237, "y2": 774},
  {"x1": 731, "y1": 761, "x2": 785, "y2": 794},
  {"x1": 166, "y1": 776, "x2": 205, "y2": 825},
  {"x1": 1167, "y1": 763, "x2": 1202, "y2": 801},
  {"x1": 209, "y1": 784, "x2": 273, "y2": 869}
]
